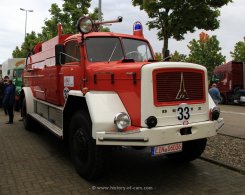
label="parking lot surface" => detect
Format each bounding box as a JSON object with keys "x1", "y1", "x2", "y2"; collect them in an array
[{"x1": 1, "y1": 109, "x2": 245, "y2": 194}]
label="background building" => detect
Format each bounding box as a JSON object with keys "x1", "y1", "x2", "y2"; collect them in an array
[{"x1": 1, "y1": 58, "x2": 25, "y2": 79}]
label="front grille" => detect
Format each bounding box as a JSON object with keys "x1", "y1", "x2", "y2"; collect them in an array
[{"x1": 154, "y1": 69, "x2": 205, "y2": 106}]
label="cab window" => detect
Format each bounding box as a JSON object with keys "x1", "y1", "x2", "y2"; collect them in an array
[
  {"x1": 65, "y1": 41, "x2": 80, "y2": 63},
  {"x1": 212, "y1": 72, "x2": 224, "y2": 82}
]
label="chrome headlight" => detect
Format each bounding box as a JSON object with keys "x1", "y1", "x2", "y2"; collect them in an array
[
  {"x1": 77, "y1": 16, "x2": 93, "y2": 34},
  {"x1": 210, "y1": 106, "x2": 220, "y2": 120},
  {"x1": 114, "y1": 112, "x2": 131, "y2": 131}
]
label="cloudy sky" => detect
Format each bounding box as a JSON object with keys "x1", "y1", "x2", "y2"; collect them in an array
[{"x1": 0, "y1": 0, "x2": 244, "y2": 63}]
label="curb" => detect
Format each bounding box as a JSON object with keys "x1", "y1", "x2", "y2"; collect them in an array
[
  {"x1": 199, "y1": 156, "x2": 245, "y2": 175},
  {"x1": 218, "y1": 132, "x2": 245, "y2": 140}
]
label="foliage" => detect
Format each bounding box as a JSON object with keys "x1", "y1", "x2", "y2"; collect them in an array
[
  {"x1": 41, "y1": 3, "x2": 64, "y2": 40},
  {"x1": 155, "y1": 50, "x2": 187, "y2": 62},
  {"x1": 170, "y1": 51, "x2": 187, "y2": 62},
  {"x1": 62, "y1": 0, "x2": 91, "y2": 31},
  {"x1": 12, "y1": 46, "x2": 23, "y2": 58},
  {"x1": 154, "y1": 52, "x2": 162, "y2": 61},
  {"x1": 88, "y1": 7, "x2": 110, "y2": 32},
  {"x1": 41, "y1": 0, "x2": 91, "y2": 40},
  {"x1": 12, "y1": 31, "x2": 42, "y2": 58},
  {"x1": 187, "y1": 33, "x2": 225, "y2": 78},
  {"x1": 132, "y1": 0, "x2": 232, "y2": 57},
  {"x1": 230, "y1": 37, "x2": 245, "y2": 62},
  {"x1": 12, "y1": 0, "x2": 111, "y2": 58}
]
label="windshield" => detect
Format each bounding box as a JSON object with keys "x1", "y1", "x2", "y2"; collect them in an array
[
  {"x1": 86, "y1": 37, "x2": 153, "y2": 62},
  {"x1": 211, "y1": 72, "x2": 224, "y2": 82},
  {"x1": 122, "y1": 38, "x2": 153, "y2": 61},
  {"x1": 86, "y1": 37, "x2": 124, "y2": 62}
]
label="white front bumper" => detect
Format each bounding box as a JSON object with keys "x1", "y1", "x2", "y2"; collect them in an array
[{"x1": 96, "y1": 118, "x2": 224, "y2": 146}]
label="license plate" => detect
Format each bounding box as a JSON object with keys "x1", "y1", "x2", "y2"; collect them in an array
[{"x1": 151, "y1": 143, "x2": 182, "y2": 156}]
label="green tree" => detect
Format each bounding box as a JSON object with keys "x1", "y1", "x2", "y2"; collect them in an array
[
  {"x1": 170, "y1": 51, "x2": 186, "y2": 62},
  {"x1": 230, "y1": 37, "x2": 245, "y2": 62},
  {"x1": 62, "y1": 0, "x2": 91, "y2": 32},
  {"x1": 12, "y1": 46, "x2": 23, "y2": 58},
  {"x1": 41, "y1": 0, "x2": 91, "y2": 40},
  {"x1": 155, "y1": 52, "x2": 163, "y2": 61},
  {"x1": 41, "y1": 3, "x2": 64, "y2": 40},
  {"x1": 88, "y1": 7, "x2": 110, "y2": 32},
  {"x1": 187, "y1": 33, "x2": 225, "y2": 78},
  {"x1": 12, "y1": 31, "x2": 42, "y2": 58},
  {"x1": 132, "y1": 0, "x2": 232, "y2": 58},
  {"x1": 42, "y1": 1, "x2": 109, "y2": 39},
  {"x1": 13, "y1": 0, "x2": 92, "y2": 57}
]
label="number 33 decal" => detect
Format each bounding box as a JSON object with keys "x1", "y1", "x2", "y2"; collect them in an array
[{"x1": 177, "y1": 106, "x2": 190, "y2": 120}]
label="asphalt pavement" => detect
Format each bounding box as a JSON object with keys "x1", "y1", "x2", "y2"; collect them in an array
[
  {"x1": 1, "y1": 107, "x2": 245, "y2": 194},
  {"x1": 219, "y1": 104, "x2": 245, "y2": 138}
]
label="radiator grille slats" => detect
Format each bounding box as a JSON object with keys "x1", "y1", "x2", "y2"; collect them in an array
[{"x1": 154, "y1": 71, "x2": 204, "y2": 104}]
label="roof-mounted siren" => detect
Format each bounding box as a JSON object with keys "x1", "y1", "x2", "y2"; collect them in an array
[
  {"x1": 77, "y1": 16, "x2": 123, "y2": 34},
  {"x1": 94, "y1": 16, "x2": 123, "y2": 32},
  {"x1": 133, "y1": 21, "x2": 143, "y2": 37}
]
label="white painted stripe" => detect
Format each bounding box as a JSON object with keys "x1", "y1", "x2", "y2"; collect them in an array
[{"x1": 221, "y1": 111, "x2": 245, "y2": 116}]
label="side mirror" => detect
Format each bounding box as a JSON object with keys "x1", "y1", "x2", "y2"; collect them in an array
[{"x1": 55, "y1": 44, "x2": 65, "y2": 65}]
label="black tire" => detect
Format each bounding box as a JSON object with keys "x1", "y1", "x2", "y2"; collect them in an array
[
  {"x1": 69, "y1": 110, "x2": 105, "y2": 180},
  {"x1": 22, "y1": 98, "x2": 34, "y2": 131},
  {"x1": 14, "y1": 99, "x2": 20, "y2": 111},
  {"x1": 220, "y1": 94, "x2": 226, "y2": 104},
  {"x1": 166, "y1": 138, "x2": 207, "y2": 162}
]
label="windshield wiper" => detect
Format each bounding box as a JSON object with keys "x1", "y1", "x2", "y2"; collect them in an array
[{"x1": 108, "y1": 42, "x2": 118, "y2": 63}]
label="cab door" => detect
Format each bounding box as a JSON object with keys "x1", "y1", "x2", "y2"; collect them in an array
[
  {"x1": 58, "y1": 39, "x2": 83, "y2": 105},
  {"x1": 43, "y1": 65, "x2": 60, "y2": 104}
]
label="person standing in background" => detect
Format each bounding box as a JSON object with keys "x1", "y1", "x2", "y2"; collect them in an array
[
  {"x1": 3, "y1": 76, "x2": 9, "y2": 115},
  {"x1": 209, "y1": 83, "x2": 222, "y2": 105},
  {"x1": 2, "y1": 79, "x2": 16, "y2": 124},
  {"x1": 0, "y1": 78, "x2": 4, "y2": 108}
]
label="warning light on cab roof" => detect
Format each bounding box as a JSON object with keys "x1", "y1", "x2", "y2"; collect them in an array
[{"x1": 133, "y1": 21, "x2": 143, "y2": 37}]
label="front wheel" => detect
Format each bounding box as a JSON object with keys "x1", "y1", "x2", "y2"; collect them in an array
[
  {"x1": 22, "y1": 98, "x2": 34, "y2": 131},
  {"x1": 166, "y1": 138, "x2": 207, "y2": 162},
  {"x1": 69, "y1": 111, "x2": 105, "y2": 180}
]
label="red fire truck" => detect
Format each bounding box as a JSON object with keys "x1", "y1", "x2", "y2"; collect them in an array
[
  {"x1": 21, "y1": 16, "x2": 223, "y2": 180},
  {"x1": 211, "y1": 61, "x2": 245, "y2": 104}
]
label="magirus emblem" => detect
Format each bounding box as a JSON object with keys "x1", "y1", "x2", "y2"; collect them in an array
[{"x1": 176, "y1": 72, "x2": 189, "y2": 100}]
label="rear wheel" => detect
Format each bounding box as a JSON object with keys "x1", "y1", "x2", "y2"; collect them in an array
[
  {"x1": 22, "y1": 98, "x2": 34, "y2": 131},
  {"x1": 166, "y1": 138, "x2": 207, "y2": 162},
  {"x1": 220, "y1": 94, "x2": 226, "y2": 104},
  {"x1": 69, "y1": 111, "x2": 105, "y2": 180}
]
